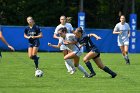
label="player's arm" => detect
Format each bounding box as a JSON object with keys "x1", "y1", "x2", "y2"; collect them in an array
[
  {"x1": 128, "y1": 30, "x2": 130, "y2": 37},
  {"x1": 53, "y1": 33, "x2": 60, "y2": 39},
  {"x1": 24, "y1": 33, "x2": 30, "y2": 39},
  {"x1": 63, "y1": 40, "x2": 77, "y2": 45},
  {"x1": 48, "y1": 42, "x2": 61, "y2": 48},
  {"x1": 89, "y1": 34, "x2": 101, "y2": 40},
  {"x1": 32, "y1": 32, "x2": 43, "y2": 39},
  {"x1": 0, "y1": 31, "x2": 15, "y2": 51},
  {"x1": 128, "y1": 24, "x2": 131, "y2": 37},
  {"x1": 113, "y1": 25, "x2": 122, "y2": 34},
  {"x1": 113, "y1": 30, "x2": 122, "y2": 34},
  {"x1": 53, "y1": 27, "x2": 60, "y2": 39}
]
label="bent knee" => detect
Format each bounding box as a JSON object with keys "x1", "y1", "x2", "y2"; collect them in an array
[
  {"x1": 29, "y1": 55, "x2": 33, "y2": 59},
  {"x1": 83, "y1": 57, "x2": 88, "y2": 62}
]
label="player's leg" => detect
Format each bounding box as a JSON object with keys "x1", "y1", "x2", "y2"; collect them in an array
[
  {"x1": 124, "y1": 45, "x2": 130, "y2": 64},
  {"x1": 64, "y1": 52, "x2": 76, "y2": 74},
  {"x1": 32, "y1": 47, "x2": 39, "y2": 69},
  {"x1": 120, "y1": 46, "x2": 125, "y2": 56},
  {"x1": 0, "y1": 50, "x2": 2, "y2": 58},
  {"x1": 83, "y1": 51, "x2": 96, "y2": 77},
  {"x1": 118, "y1": 39, "x2": 128, "y2": 63},
  {"x1": 73, "y1": 56, "x2": 89, "y2": 77},
  {"x1": 28, "y1": 47, "x2": 33, "y2": 59},
  {"x1": 93, "y1": 56, "x2": 117, "y2": 78},
  {"x1": 63, "y1": 49, "x2": 73, "y2": 72}
]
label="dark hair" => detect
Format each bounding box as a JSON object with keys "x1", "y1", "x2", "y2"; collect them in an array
[
  {"x1": 58, "y1": 27, "x2": 67, "y2": 33},
  {"x1": 75, "y1": 27, "x2": 83, "y2": 34}
]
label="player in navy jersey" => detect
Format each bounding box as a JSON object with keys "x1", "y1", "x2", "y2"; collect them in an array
[
  {"x1": 24, "y1": 16, "x2": 43, "y2": 70},
  {"x1": 74, "y1": 27, "x2": 117, "y2": 78},
  {"x1": 0, "y1": 25, "x2": 15, "y2": 57}
]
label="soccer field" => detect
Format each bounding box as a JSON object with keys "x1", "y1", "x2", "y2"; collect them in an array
[{"x1": 0, "y1": 52, "x2": 140, "y2": 93}]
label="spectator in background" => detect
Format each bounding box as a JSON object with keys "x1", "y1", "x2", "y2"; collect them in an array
[{"x1": 0, "y1": 25, "x2": 15, "y2": 58}]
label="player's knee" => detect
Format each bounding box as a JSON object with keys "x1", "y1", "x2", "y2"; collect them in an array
[
  {"x1": 74, "y1": 63, "x2": 79, "y2": 67},
  {"x1": 83, "y1": 57, "x2": 88, "y2": 62},
  {"x1": 124, "y1": 50, "x2": 128, "y2": 54},
  {"x1": 98, "y1": 65, "x2": 104, "y2": 69},
  {"x1": 64, "y1": 56, "x2": 67, "y2": 60},
  {"x1": 29, "y1": 55, "x2": 33, "y2": 59}
]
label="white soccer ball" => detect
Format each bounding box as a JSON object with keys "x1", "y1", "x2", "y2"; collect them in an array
[{"x1": 35, "y1": 70, "x2": 43, "y2": 77}]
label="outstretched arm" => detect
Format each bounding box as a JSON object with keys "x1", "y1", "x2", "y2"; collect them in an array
[
  {"x1": 48, "y1": 42, "x2": 61, "y2": 49},
  {"x1": 0, "y1": 31, "x2": 15, "y2": 51},
  {"x1": 89, "y1": 33, "x2": 102, "y2": 40}
]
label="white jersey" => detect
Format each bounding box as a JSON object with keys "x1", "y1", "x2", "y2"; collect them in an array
[
  {"x1": 114, "y1": 22, "x2": 130, "y2": 46},
  {"x1": 59, "y1": 33, "x2": 80, "y2": 51},
  {"x1": 54, "y1": 23, "x2": 73, "y2": 34}
]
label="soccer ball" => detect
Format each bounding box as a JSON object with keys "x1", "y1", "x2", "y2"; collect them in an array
[{"x1": 35, "y1": 70, "x2": 43, "y2": 77}]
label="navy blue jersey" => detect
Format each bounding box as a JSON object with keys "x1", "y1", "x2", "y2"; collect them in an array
[
  {"x1": 77, "y1": 34, "x2": 98, "y2": 52},
  {"x1": 24, "y1": 25, "x2": 41, "y2": 44}
]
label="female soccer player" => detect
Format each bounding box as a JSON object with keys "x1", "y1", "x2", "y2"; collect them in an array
[
  {"x1": 74, "y1": 27, "x2": 117, "y2": 78},
  {"x1": 0, "y1": 25, "x2": 15, "y2": 57},
  {"x1": 24, "y1": 16, "x2": 43, "y2": 70},
  {"x1": 113, "y1": 15, "x2": 130, "y2": 64},
  {"x1": 49, "y1": 27, "x2": 89, "y2": 77},
  {"x1": 53, "y1": 15, "x2": 75, "y2": 74}
]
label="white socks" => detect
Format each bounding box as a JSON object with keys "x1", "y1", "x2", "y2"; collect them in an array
[
  {"x1": 123, "y1": 54, "x2": 129, "y2": 61},
  {"x1": 77, "y1": 64, "x2": 88, "y2": 75},
  {"x1": 65, "y1": 59, "x2": 75, "y2": 72}
]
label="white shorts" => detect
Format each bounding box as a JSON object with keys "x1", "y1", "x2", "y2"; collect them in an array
[
  {"x1": 73, "y1": 50, "x2": 82, "y2": 57},
  {"x1": 118, "y1": 38, "x2": 129, "y2": 46},
  {"x1": 60, "y1": 45, "x2": 69, "y2": 51}
]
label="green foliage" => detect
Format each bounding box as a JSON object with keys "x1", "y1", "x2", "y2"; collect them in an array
[{"x1": 0, "y1": 0, "x2": 140, "y2": 29}]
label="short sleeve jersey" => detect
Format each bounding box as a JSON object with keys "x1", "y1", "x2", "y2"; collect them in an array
[
  {"x1": 77, "y1": 34, "x2": 96, "y2": 52},
  {"x1": 24, "y1": 25, "x2": 41, "y2": 43},
  {"x1": 54, "y1": 23, "x2": 73, "y2": 34},
  {"x1": 58, "y1": 33, "x2": 79, "y2": 51},
  {"x1": 114, "y1": 22, "x2": 130, "y2": 40}
]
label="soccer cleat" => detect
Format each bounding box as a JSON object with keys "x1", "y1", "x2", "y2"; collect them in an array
[
  {"x1": 126, "y1": 59, "x2": 130, "y2": 65},
  {"x1": 70, "y1": 69, "x2": 76, "y2": 75},
  {"x1": 83, "y1": 72, "x2": 90, "y2": 78},
  {"x1": 67, "y1": 70, "x2": 71, "y2": 73},
  {"x1": 35, "y1": 68, "x2": 39, "y2": 71},
  {"x1": 111, "y1": 73, "x2": 117, "y2": 78},
  {"x1": 88, "y1": 73, "x2": 96, "y2": 78}
]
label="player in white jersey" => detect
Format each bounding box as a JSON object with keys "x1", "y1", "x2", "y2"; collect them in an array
[
  {"x1": 49, "y1": 27, "x2": 89, "y2": 77},
  {"x1": 113, "y1": 15, "x2": 130, "y2": 64},
  {"x1": 53, "y1": 15, "x2": 75, "y2": 73}
]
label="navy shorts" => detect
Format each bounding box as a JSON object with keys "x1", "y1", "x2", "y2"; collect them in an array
[
  {"x1": 28, "y1": 41, "x2": 40, "y2": 47},
  {"x1": 89, "y1": 47, "x2": 100, "y2": 59}
]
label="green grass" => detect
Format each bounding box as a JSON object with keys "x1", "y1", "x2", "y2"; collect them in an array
[{"x1": 0, "y1": 52, "x2": 140, "y2": 93}]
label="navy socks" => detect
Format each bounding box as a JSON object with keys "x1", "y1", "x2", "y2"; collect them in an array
[
  {"x1": 85, "y1": 61, "x2": 96, "y2": 74},
  {"x1": 32, "y1": 55, "x2": 39, "y2": 69}
]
